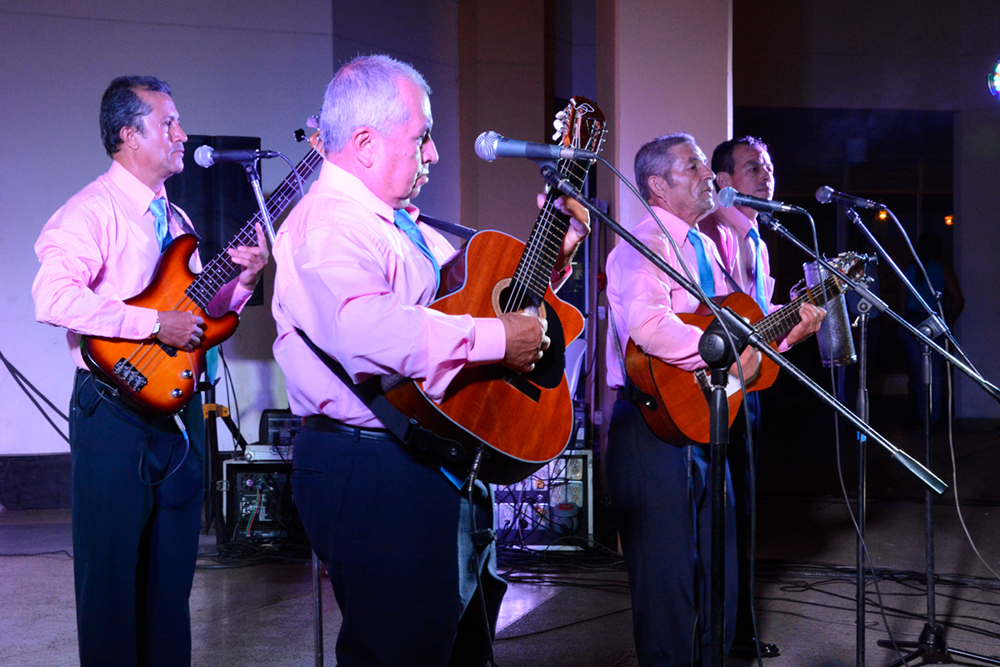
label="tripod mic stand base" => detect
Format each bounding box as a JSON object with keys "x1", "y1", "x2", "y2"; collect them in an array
[{"x1": 878, "y1": 622, "x2": 1000, "y2": 666}]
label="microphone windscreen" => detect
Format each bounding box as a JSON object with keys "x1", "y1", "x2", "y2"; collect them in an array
[
  {"x1": 718, "y1": 187, "x2": 737, "y2": 208},
  {"x1": 804, "y1": 260, "x2": 857, "y2": 367},
  {"x1": 193, "y1": 145, "x2": 215, "y2": 168},
  {"x1": 815, "y1": 186, "x2": 834, "y2": 204},
  {"x1": 474, "y1": 131, "x2": 500, "y2": 162}
]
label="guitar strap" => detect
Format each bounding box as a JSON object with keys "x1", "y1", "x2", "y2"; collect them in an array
[
  {"x1": 417, "y1": 214, "x2": 477, "y2": 241},
  {"x1": 293, "y1": 327, "x2": 464, "y2": 463},
  {"x1": 167, "y1": 202, "x2": 200, "y2": 240}
]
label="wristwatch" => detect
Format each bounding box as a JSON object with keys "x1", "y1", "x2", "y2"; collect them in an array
[{"x1": 150, "y1": 318, "x2": 161, "y2": 339}]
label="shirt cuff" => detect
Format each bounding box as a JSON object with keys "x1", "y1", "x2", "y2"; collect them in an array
[
  {"x1": 230, "y1": 281, "x2": 254, "y2": 308},
  {"x1": 550, "y1": 263, "x2": 574, "y2": 291},
  {"x1": 468, "y1": 317, "x2": 507, "y2": 365},
  {"x1": 123, "y1": 306, "x2": 159, "y2": 340}
]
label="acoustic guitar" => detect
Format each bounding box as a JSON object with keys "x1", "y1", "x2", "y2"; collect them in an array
[
  {"x1": 625, "y1": 252, "x2": 865, "y2": 445},
  {"x1": 383, "y1": 97, "x2": 607, "y2": 485}
]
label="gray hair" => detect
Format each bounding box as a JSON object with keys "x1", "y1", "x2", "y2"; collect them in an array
[
  {"x1": 320, "y1": 54, "x2": 431, "y2": 155},
  {"x1": 634, "y1": 132, "x2": 697, "y2": 201}
]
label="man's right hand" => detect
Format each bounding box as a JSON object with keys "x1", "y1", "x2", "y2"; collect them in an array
[
  {"x1": 499, "y1": 312, "x2": 549, "y2": 374},
  {"x1": 155, "y1": 310, "x2": 206, "y2": 352}
]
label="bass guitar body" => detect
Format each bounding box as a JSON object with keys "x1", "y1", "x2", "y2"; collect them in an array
[
  {"x1": 81, "y1": 235, "x2": 239, "y2": 419},
  {"x1": 383, "y1": 231, "x2": 584, "y2": 485}
]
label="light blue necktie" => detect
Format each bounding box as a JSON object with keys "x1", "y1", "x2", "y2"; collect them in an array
[
  {"x1": 394, "y1": 209, "x2": 440, "y2": 291},
  {"x1": 149, "y1": 197, "x2": 171, "y2": 252},
  {"x1": 747, "y1": 226, "x2": 769, "y2": 313},
  {"x1": 686, "y1": 228, "x2": 715, "y2": 298}
]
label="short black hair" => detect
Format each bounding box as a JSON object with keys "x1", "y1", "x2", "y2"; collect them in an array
[
  {"x1": 100, "y1": 76, "x2": 172, "y2": 157},
  {"x1": 711, "y1": 136, "x2": 769, "y2": 177}
]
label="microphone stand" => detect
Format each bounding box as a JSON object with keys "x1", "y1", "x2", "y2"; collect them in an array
[
  {"x1": 236, "y1": 159, "x2": 278, "y2": 245},
  {"x1": 855, "y1": 289, "x2": 873, "y2": 667},
  {"x1": 538, "y1": 165, "x2": 948, "y2": 667},
  {"x1": 759, "y1": 209, "x2": 1000, "y2": 665},
  {"x1": 834, "y1": 209, "x2": 1000, "y2": 667}
]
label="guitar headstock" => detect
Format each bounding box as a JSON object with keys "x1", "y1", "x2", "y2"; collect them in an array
[
  {"x1": 829, "y1": 252, "x2": 871, "y2": 283},
  {"x1": 553, "y1": 96, "x2": 607, "y2": 155},
  {"x1": 294, "y1": 115, "x2": 324, "y2": 154}
]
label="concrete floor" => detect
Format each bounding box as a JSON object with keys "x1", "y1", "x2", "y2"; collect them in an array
[{"x1": 2, "y1": 395, "x2": 1000, "y2": 666}]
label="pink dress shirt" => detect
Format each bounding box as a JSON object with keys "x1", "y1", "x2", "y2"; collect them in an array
[
  {"x1": 605, "y1": 206, "x2": 731, "y2": 388},
  {"x1": 700, "y1": 205, "x2": 796, "y2": 352},
  {"x1": 271, "y1": 160, "x2": 507, "y2": 428},
  {"x1": 699, "y1": 205, "x2": 775, "y2": 312},
  {"x1": 33, "y1": 160, "x2": 253, "y2": 369}
]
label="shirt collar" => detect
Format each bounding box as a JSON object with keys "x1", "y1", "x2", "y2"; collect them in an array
[
  {"x1": 318, "y1": 160, "x2": 422, "y2": 224},
  {"x1": 645, "y1": 205, "x2": 699, "y2": 248},
  {"x1": 714, "y1": 203, "x2": 757, "y2": 239},
  {"x1": 107, "y1": 160, "x2": 167, "y2": 216}
]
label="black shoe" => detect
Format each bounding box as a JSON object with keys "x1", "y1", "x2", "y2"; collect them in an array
[{"x1": 729, "y1": 638, "x2": 780, "y2": 659}]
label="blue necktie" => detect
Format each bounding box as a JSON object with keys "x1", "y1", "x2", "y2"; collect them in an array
[
  {"x1": 394, "y1": 209, "x2": 440, "y2": 291},
  {"x1": 686, "y1": 228, "x2": 715, "y2": 298},
  {"x1": 149, "y1": 197, "x2": 171, "y2": 252},
  {"x1": 747, "y1": 226, "x2": 769, "y2": 313}
]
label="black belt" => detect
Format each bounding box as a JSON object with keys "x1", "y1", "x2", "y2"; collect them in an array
[{"x1": 301, "y1": 415, "x2": 398, "y2": 443}]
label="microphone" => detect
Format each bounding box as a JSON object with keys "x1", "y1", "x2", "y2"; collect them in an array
[
  {"x1": 475, "y1": 131, "x2": 598, "y2": 162},
  {"x1": 717, "y1": 186, "x2": 804, "y2": 214},
  {"x1": 194, "y1": 145, "x2": 281, "y2": 168},
  {"x1": 803, "y1": 261, "x2": 857, "y2": 367},
  {"x1": 815, "y1": 186, "x2": 882, "y2": 210}
]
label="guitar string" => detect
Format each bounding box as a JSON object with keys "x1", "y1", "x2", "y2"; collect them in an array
[
  {"x1": 505, "y1": 115, "x2": 593, "y2": 312},
  {"x1": 508, "y1": 148, "x2": 576, "y2": 312},
  {"x1": 756, "y1": 273, "x2": 840, "y2": 341},
  {"x1": 508, "y1": 183, "x2": 569, "y2": 312},
  {"x1": 506, "y1": 131, "x2": 596, "y2": 313},
  {"x1": 118, "y1": 148, "x2": 323, "y2": 395},
  {"x1": 505, "y1": 120, "x2": 575, "y2": 312}
]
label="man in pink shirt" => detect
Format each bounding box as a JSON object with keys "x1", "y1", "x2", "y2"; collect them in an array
[
  {"x1": 604, "y1": 133, "x2": 821, "y2": 666},
  {"x1": 700, "y1": 136, "x2": 820, "y2": 659},
  {"x1": 271, "y1": 55, "x2": 588, "y2": 666},
  {"x1": 32, "y1": 76, "x2": 268, "y2": 666}
]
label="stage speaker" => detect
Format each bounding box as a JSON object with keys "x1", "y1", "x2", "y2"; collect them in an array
[{"x1": 165, "y1": 135, "x2": 264, "y2": 306}]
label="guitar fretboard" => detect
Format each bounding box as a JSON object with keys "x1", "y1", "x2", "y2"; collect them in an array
[
  {"x1": 505, "y1": 121, "x2": 605, "y2": 312},
  {"x1": 754, "y1": 273, "x2": 843, "y2": 343},
  {"x1": 186, "y1": 146, "x2": 324, "y2": 309}
]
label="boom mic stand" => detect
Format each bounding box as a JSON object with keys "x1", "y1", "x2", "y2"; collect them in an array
[
  {"x1": 538, "y1": 164, "x2": 948, "y2": 667},
  {"x1": 759, "y1": 209, "x2": 1000, "y2": 665},
  {"x1": 832, "y1": 210, "x2": 1000, "y2": 667}
]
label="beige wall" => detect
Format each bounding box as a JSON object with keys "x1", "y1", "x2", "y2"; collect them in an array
[
  {"x1": 458, "y1": 0, "x2": 548, "y2": 240},
  {"x1": 593, "y1": 0, "x2": 733, "y2": 451}
]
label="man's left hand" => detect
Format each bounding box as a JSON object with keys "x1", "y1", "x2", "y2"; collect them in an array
[
  {"x1": 228, "y1": 222, "x2": 270, "y2": 291},
  {"x1": 786, "y1": 302, "x2": 826, "y2": 346},
  {"x1": 538, "y1": 193, "x2": 591, "y2": 274}
]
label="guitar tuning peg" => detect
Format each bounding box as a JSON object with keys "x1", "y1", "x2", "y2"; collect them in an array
[{"x1": 551, "y1": 131, "x2": 562, "y2": 142}]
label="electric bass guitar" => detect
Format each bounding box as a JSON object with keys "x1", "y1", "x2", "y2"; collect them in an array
[
  {"x1": 81, "y1": 131, "x2": 324, "y2": 419},
  {"x1": 625, "y1": 252, "x2": 865, "y2": 445},
  {"x1": 383, "y1": 97, "x2": 607, "y2": 485}
]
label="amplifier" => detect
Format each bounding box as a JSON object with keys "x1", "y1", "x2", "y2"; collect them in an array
[
  {"x1": 244, "y1": 409, "x2": 301, "y2": 462},
  {"x1": 494, "y1": 449, "x2": 593, "y2": 550},
  {"x1": 221, "y1": 459, "x2": 297, "y2": 544}
]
